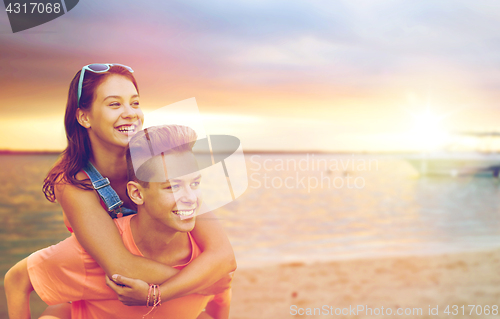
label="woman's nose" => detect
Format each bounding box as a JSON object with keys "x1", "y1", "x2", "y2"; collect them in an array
[{"x1": 121, "y1": 103, "x2": 138, "y2": 120}]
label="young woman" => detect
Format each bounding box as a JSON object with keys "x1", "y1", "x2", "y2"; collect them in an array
[{"x1": 28, "y1": 64, "x2": 235, "y2": 317}]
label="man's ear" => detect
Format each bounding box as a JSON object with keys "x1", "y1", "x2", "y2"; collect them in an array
[
  {"x1": 127, "y1": 181, "x2": 145, "y2": 206},
  {"x1": 76, "y1": 108, "x2": 91, "y2": 128}
]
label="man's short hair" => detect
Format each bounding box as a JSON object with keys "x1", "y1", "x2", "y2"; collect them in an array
[{"x1": 126, "y1": 125, "x2": 198, "y2": 186}]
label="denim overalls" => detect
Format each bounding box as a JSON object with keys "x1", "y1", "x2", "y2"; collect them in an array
[{"x1": 83, "y1": 161, "x2": 137, "y2": 218}]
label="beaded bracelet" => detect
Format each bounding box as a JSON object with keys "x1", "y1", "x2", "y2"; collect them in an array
[{"x1": 143, "y1": 284, "x2": 162, "y2": 318}]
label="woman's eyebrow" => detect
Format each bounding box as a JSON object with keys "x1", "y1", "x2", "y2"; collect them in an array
[
  {"x1": 103, "y1": 95, "x2": 123, "y2": 101},
  {"x1": 103, "y1": 94, "x2": 139, "y2": 101}
]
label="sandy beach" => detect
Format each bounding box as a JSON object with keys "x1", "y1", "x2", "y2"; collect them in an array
[
  {"x1": 1, "y1": 248, "x2": 500, "y2": 318},
  {"x1": 230, "y1": 249, "x2": 500, "y2": 319}
]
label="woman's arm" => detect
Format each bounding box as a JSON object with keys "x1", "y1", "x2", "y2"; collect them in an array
[
  {"x1": 56, "y1": 179, "x2": 178, "y2": 283},
  {"x1": 107, "y1": 212, "x2": 237, "y2": 304},
  {"x1": 56, "y1": 177, "x2": 235, "y2": 301}
]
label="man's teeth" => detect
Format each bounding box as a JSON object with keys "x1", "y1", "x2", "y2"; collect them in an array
[
  {"x1": 172, "y1": 209, "x2": 195, "y2": 216},
  {"x1": 118, "y1": 125, "x2": 135, "y2": 132}
]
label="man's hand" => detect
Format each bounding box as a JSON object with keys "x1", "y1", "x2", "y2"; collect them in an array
[
  {"x1": 196, "y1": 272, "x2": 234, "y2": 296},
  {"x1": 105, "y1": 274, "x2": 150, "y2": 306}
]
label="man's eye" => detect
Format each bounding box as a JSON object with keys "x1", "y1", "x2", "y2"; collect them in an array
[
  {"x1": 166, "y1": 185, "x2": 180, "y2": 190},
  {"x1": 191, "y1": 181, "x2": 200, "y2": 188}
]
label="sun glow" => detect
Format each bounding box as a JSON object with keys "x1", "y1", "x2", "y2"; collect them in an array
[
  {"x1": 0, "y1": 116, "x2": 66, "y2": 151},
  {"x1": 407, "y1": 109, "x2": 449, "y2": 151}
]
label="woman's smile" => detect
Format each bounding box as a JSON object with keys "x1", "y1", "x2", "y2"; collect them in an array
[{"x1": 115, "y1": 123, "x2": 139, "y2": 136}]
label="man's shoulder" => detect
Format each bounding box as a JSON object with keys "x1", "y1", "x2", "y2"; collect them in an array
[
  {"x1": 113, "y1": 214, "x2": 134, "y2": 235},
  {"x1": 114, "y1": 215, "x2": 143, "y2": 256}
]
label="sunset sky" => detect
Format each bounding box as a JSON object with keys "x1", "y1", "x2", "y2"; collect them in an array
[{"x1": 1, "y1": 0, "x2": 500, "y2": 151}]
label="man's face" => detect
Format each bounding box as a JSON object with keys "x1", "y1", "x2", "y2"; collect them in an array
[{"x1": 140, "y1": 151, "x2": 202, "y2": 233}]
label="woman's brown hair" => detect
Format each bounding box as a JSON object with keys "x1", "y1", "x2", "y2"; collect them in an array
[{"x1": 43, "y1": 65, "x2": 139, "y2": 202}]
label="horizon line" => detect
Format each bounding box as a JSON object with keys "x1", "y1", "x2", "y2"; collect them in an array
[{"x1": 0, "y1": 149, "x2": 427, "y2": 155}]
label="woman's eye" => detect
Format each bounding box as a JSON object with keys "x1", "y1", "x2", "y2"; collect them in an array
[
  {"x1": 132, "y1": 101, "x2": 140, "y2": 108},
  {"x1": 109, "y1": 102, "x2": 120, "y2": 107}
]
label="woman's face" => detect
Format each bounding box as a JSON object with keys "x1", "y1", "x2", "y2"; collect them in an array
[{"x1": 84, "y1": 74, "x2": 144, "y2": 149}]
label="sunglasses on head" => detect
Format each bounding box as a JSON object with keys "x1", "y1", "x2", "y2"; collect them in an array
[{"x1": 77, "y1": 63, "x2": 134, "y2": 108}]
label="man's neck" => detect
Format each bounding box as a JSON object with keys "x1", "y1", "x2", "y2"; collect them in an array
[{"x1": 130, "y1": 213, "x2": 191, "y2": 266}]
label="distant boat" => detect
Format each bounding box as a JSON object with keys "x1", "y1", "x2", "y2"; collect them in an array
[{"x1": 406, "y1": 132, "x2": 500, "y2": 177}]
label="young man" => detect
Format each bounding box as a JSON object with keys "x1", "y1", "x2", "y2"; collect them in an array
[{"x1": 5, "y1": 125, "x2": 232, "y2": 319}]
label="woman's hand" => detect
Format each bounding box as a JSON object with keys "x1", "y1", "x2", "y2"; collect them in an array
[{"x1": 105, "y1": 274, "x2": 150, "y2": 306}]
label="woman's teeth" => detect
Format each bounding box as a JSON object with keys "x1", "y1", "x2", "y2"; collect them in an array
[
  {"x1": 117, "y1": 125, "x2": 135, "y2": 133},
  {"x1": 172, "y1": 209, "x2": 195, "y2": 216}
]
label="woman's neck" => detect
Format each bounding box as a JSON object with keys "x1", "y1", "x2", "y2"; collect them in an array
[{"x1": 89, "y1": 141, "x2": 128, "y2": 182}]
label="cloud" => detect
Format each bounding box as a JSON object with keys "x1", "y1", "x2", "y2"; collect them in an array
[{"x1": 2, "y1": 0, "x2": 500, "y2": 150}]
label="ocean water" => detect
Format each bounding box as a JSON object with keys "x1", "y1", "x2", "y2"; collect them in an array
[
  {"x1": 1, "y1": 153, "x2": 500, "y2": 282},
  {"x1": 230, "y1": 154, "x2": 500, "y2": 267}
]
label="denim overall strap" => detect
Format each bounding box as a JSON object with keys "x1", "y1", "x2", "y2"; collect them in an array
[{"x1": 83, "y1": 161, "x2": 124, "y2": 218}]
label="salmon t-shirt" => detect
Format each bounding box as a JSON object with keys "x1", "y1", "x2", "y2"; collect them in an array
[{"x1": 27, "y1": 215, "x2": 213, "y2": 319}]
